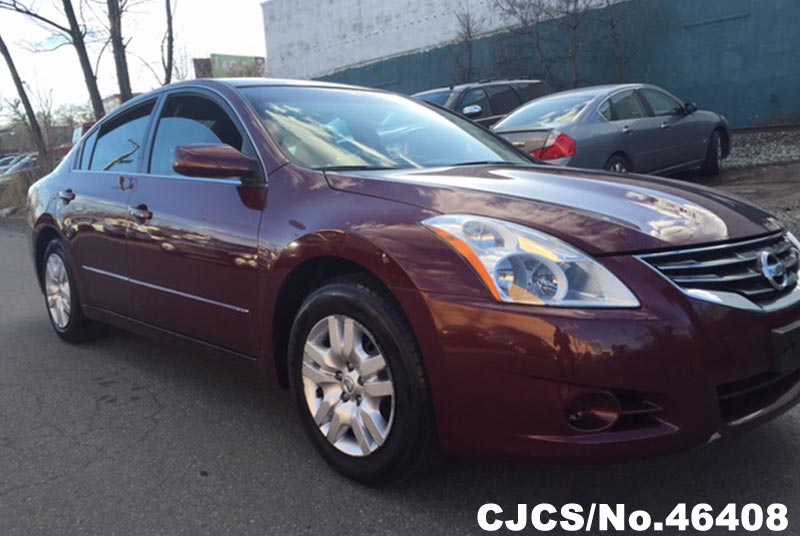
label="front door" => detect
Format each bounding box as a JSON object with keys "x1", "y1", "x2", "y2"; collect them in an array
[
  {"x1": 639, "y1": 88, "x2": 707, "y2": 169},
  {"x1": 125, "y1": 91, "x2": 265, "y2": 355},
  {"x1": 60, "y1": 100, "x2": 156, "y2": 316}
]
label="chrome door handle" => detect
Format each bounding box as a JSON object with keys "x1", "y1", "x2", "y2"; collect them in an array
[
  {"x1": 58, "y1": 189, "x2": 75, "y2": 202},
  {"x1": 129, "y1": 205, "x2": 153, "y2": 221},
  {"x1": 660, "y1": 122, "x2": 670, "y2": 129},
  {"x1": 622, "y1": 126, "x2": 633, "y2": 134}
]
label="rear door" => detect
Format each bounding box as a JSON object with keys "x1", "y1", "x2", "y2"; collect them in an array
[
  {"x1": 484, "y1": 84, "x2": 522, "y2": 127},
  {"x1": 125, "y1": 90, "x2": 265, "y2": 355},
  {"x1": 638, "y1": 88, "x2": 707, "y2": 168},
  {"x1": 61, "y1": 100, "x2": 156, "y2": 316},
  {"x1": 604, "y1": 89, "x2": 669, "y2": 173}
]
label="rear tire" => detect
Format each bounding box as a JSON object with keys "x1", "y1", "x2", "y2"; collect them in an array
[
  {"x1": 287, "y1": 275, "x2": 439, "y2": 485},
  {"x1": 42, "y1": 239, "x2": 109, "y2": 343},
  {"x1": 701, "y1": 130, "x2": 723, "y2": 176},
  {"x1": 604, "y1": 154, "x2": 630, "y2": 173}
]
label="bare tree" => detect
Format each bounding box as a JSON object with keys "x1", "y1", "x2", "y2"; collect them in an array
[
  {"x1": 493, "y1": 0, "x2": 603, "y2": 88},
  {"x1": 105, "y1": 0, "x2": 132, "y2": 101},
  {"x1": 161, "y1": 0, "x2": 175, "y2": 85},
  {"x1": 451, "y1": 5, "x2": 485, "y2": 83},
  {"x1": 0, "y1": 0, "x2": 106, "y2": 119},
  {"x1": 0, "y1": 33, "x2": 49, "y2": 167}
]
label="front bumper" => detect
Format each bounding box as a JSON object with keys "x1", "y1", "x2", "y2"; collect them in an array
[{"x1": 410, "y1": 255, "x2": 800, "y2": 462}]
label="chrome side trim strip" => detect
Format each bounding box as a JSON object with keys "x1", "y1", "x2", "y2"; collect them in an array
[{"x1": 82, "y1": 265, "x2": 249, "y2": 314}]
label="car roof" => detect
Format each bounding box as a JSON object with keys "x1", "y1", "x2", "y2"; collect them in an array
[
  {"x1": 529, "y1": 83, "x2": 660, "y2": 102},
  {"x1": 412, "y1": 79, "x2": 545, "y2": 96}
]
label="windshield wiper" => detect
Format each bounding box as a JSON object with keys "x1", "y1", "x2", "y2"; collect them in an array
[{"x1": 315, "y1": 165, "x2": 402, "y2": 172}]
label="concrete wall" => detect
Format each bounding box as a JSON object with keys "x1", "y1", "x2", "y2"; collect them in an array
[{"x1": 262, "y1": 0, "x2": 507, "y2": 79}]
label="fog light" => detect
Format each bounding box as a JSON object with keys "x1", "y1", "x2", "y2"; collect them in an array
[{"x1": 566, "y1": 391, "x2": 621, "y2": 433}]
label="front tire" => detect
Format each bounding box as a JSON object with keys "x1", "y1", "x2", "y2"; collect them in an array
[
  {"x1": 287, "y1": 275, "x2": 438, "y2": 484},
  {"x1": 701, "y1": 130, "x2": 723, "y2": 176},
  {"x1": 42, "y1": 239, "x2": 109, "y2": 343}
]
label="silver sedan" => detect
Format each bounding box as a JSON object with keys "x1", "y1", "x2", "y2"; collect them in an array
[{"x1": 492, "y1": 83, "x2": 730, "y2": 176}]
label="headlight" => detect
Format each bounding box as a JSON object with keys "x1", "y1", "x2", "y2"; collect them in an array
[{"x1": 422, "y1": 215, "x2": 639, "y2": 308}]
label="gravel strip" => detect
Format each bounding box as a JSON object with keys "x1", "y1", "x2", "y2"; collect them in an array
[{"x1": 727, "y1": 129, "x2": 800, "y2": 169}]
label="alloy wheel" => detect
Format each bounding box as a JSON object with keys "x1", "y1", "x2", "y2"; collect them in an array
[
  {"x1": 45, "y1": 253, "x2": 71, "y2": 329},
  {"x1": 301, "y1": 315, "x2": 395, "y2": 457}
]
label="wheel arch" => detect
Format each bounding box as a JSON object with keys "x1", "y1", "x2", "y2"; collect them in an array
[
  {"x1": 32, "y1": 219, "x2": 66, "y2": 292},
  {"x1": 265, "y1": 232, "x2": 426, "y2": 389}
]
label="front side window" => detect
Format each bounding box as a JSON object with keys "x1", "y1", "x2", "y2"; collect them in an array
[
  {"x1": 608, "y1": 90, "x2": 646, "y2": 121},
  {"x1": 89, "y1": 102, "x2": 154, "y2": 172},
  {"x1": 460, "y1": 88, "x2": 492, "y2": 118},
  {"x1": 640, "y1": 89, "x2": 684, "y2": 116},
  {"x1": 240, "y1": 86, "x2": 530, "y2": 171},
  {"x1": 149, "y1": 94, "x2": 244, "y2": 175}
]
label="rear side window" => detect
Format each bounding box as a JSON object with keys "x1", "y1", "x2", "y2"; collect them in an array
[
  {"x1": 89, "y1": 102, "x2": 154, "y2": 172},
  {"x1": 514, "y1": 82, "x2": 550, "y2": 103},
  {"x1": 78, "y1": 130, "x2": 98, "y2": 170},
  {"x1": 607, "y1": 90, "x2": 646, "y2": 121},
  {"x1": 640, "y1": 89, "x2": 684, "y2": 116},
  {"x1": 149, "y1": 94, "x2": 244, "y2": 176},
  {"x1": 460, "y1": 88, "x2": 492, "y2": 118},
  {"x1": 485, "y1": 85, "x2": 521, "y2": 115}
]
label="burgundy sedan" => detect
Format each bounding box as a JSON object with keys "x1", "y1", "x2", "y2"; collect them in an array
[{"x1": 27, "y1": 79, "x2": 800, "y2": 484}]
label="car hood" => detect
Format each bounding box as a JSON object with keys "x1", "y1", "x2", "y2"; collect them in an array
[{"x1": 325, "y1": 165, "x2": 783, "y2": 256}]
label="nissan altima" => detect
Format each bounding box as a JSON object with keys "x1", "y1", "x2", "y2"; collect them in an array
[{"x1": 27, "y1": 79, "x2": 800, "y2": 484}]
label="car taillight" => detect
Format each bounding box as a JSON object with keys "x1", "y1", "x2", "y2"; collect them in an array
[{"x1": 531, "y1": 131, "x2": 577, "y2": 160}]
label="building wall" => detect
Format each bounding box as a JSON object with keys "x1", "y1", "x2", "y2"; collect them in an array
[
  {"x1": 264, "y1": 0, "x2": 800, "y2": 128},
  {"x1": 262, "y1": 0, "x2": 506, "y2": 79}
]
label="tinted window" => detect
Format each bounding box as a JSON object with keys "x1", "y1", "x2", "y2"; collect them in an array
[
  {"x1": 494, "y1": 94, "x2": 593, "y2": 130},
  {"x1": 241, "y1": 86, "x2": 530, "y2": 170},
  {"x1": 149, "y1": 94, "x2": 243, "y2": 175},
  {"x1": 598, "y1": 100, "x2": 613, "y2": 121},
  {"x1": 460, "y1": 88, "x2": 492, "y2": 118},
  {"x1": 78, "y1": 130, "x2": 98, "y2": 170},
  {"x1": 514, "y1": 82, "x2": 550, "y2": 103},
  {"x1": 641, "y1": 89, "x2": 684, "y2": 116},
  {"x1": 417, "y1": 90, "x2": 451, "y2": 107},
  {"x1": 608, "y1": 90, "x2": 646, "y2": 120},
  {"x1": 89, "y1": 102, "x2": 154, "y2": 172},
  {"x1": 485, "y1": 85, "x2": 521, "y2": 115}
]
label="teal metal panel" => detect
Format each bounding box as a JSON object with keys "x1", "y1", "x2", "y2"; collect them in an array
[{"x1": 317, "y1": 0, "x2": 800, "y2": 128}]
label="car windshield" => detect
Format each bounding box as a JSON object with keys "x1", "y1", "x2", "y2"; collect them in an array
[
  {"x1": 495, "y1": 94, "x2": 596, "y2": 130},
  {"x1": 240, "y1": 86, "x2": 531, "y2": 170},
  {"x1": 415, "y1": 89, "x2": 451, "y2": 107}
]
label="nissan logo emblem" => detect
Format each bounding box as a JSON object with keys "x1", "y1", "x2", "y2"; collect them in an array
[{"x1": 758, "y1": 251, "x2": 789, "y2": 290}]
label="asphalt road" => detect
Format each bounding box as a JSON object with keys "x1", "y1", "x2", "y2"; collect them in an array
[{"x1": 1, "y1": 214, "x2": 799, "y2": 536}]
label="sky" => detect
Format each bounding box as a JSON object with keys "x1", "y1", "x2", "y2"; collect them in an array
[{"x1": 0, "y1": 0, "x2": 266, "y2": 115}]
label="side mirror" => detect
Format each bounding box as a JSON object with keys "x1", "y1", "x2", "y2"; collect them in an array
[
  {"x1": 462, "y1": 104, "x2": 483, "y2": 118},
  {"x1": 684, "y1": 102, "x2": 698, "y2": 115},
  {"x1": 173, "y1": 144, "x2": 258, "y2": 181}
]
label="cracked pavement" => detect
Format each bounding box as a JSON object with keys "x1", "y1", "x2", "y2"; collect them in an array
[{"x1": 2, "y1": 167, "x2": 800, "y2": 535}]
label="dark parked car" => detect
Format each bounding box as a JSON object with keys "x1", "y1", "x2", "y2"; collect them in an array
[
  {"x1": 493, "y1": 83, "x2": 730, "y2": 176},
  {"x1": 28, "y1": 79, "x2": 800, "y2": 484},
  {"x1": 413, "y1": 79, "x2": 550, "y2": 127}
]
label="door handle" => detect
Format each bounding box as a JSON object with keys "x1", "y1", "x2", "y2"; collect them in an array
[
  {"x1": 622, "y1": 126, "x2": 633, "y2": 134},
  {"x1": 660, "y1": 122, "x2": 671, "y2": 129},
  {"x1": 129, "y1": 205, "x2": 153, "y2": 221},
  {"x1": 58, "y1": 189, "x2": 75, "y2": 203}
]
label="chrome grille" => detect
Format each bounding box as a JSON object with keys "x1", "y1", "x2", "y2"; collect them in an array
[{"x1": 640, "y1": 233, "x2": 800, "y2": 306}]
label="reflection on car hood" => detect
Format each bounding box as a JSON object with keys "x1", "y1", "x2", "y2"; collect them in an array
[{"x1": 325, "y1": 165, "x2": 783, "y2": 255}]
